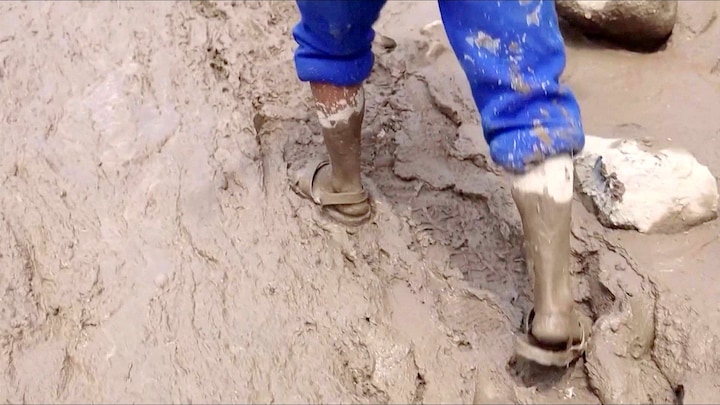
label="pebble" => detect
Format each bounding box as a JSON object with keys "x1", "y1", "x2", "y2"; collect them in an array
[{"x1": 154, "y1": 273, "x2": 168, "y2": 288}]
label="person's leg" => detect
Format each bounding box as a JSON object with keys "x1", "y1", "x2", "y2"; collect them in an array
[
  {"x1": 438, "y1": 0, "x2": 584, "y2": 173},
  {"x1": 291, "y1": 1, "x2": 386, "y2": 223},
  {"x1": 438, "y1": 0, "x2": 589, "y2": 351}
]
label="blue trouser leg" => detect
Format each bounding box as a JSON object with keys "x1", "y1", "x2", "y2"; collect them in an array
[
  {"x1": 292, "y1": 1, "x2": 387, "y2": 86},
  {"x1": 439, "y1": 0, "x2": 585, "y2": 173}
]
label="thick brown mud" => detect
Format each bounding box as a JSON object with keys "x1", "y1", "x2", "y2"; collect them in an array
[{"x1": 0, "y1": 1, "x2": 718, "y2": 403}]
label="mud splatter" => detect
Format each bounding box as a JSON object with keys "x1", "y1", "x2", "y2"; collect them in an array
[
  {"x1": 472, "y1": 31, "x2": 500, "y2": 54},
  {"x1": 532, "y1": 119, "x2": 553, "y2": 146},
  {"x1": 526, "y1": 3, "x2": 541, "y2": 26},
  {"x1": 510, "y1": 64, "x2": 532, "y2": 94}
]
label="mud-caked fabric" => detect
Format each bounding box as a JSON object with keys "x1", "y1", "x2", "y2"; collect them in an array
[
  {"x1": 292, "y1": 0, "x2": 585, "y2": 173},
  {"x1": 439, "y1": 0, "x2": 585, "y2": 172},
  {"x1": 293, "y1": 0, "x2": 387, "y2": 86}
]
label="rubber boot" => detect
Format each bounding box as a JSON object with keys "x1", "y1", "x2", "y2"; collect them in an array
[{"x1": 511, "y1": 154, "x2": 591, "y2": 346}]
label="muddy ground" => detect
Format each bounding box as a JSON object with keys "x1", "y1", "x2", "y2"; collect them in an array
[{"x1": 0, "y1": 1, "x2": 719, "y2": 403}]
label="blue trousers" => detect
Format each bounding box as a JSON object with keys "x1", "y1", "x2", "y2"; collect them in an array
[{"x1": 292, "y1": 0, "x2": 585, "y2": 173}]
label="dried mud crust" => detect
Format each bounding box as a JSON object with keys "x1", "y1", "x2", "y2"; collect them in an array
[{"x1": 0, "y1": 1, "x2": 716, "y2": 404}]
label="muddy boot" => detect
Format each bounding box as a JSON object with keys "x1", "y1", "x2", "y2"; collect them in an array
[{"x1": 511, "y1": 154, "x2": 592, "y2": 367}]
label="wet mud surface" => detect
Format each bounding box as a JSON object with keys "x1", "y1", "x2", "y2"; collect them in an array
[{"x1": 0, "y1": 1, "x2": 719, "y2": 403}]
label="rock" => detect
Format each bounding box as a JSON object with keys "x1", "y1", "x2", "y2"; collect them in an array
[
  {"x1": 583, "y1": 249, "x2": 675, "y2": 404},
  {"x1": 587, "y1": 344, "x2": 674, "y2": 404},
  {"x1": 652, "y1": 292, "x2": 720, "y2": 403},
  {"x1": 555, "y1": 0, "x2": 678, "y2": 50},
  {"x1": 375, "y1": 33, "x2": 397, "y2": 51},
  {"x1": 574, "y1": 136, "x2": 719, "y2": 234},
  {"x1": 154, "y1": 273, "x2": 168, "y2": 288}
]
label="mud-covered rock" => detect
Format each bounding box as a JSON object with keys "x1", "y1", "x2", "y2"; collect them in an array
[
  {"x1": 652, "y1": 292, "x2": 720, "y2": 403},
  {"x1": 586, "y1": 297, "x2": 675, "y2": 404},
  {"x1": 555, "y1": 0, "x2": 678, "y2": 50},
  {"x1": 582, "y1": 249, "x2": 675, "y2": 403},
  {"x1": 574, "y1": 136, "x2": 719, "y2": 234}
]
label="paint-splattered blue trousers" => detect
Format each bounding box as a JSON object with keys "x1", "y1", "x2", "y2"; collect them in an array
[{"x1": 292, "y1": 0, "x2": 585, "y2": 173}]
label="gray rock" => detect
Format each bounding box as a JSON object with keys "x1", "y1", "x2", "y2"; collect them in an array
[{"x1": 555, "y1": 0, "x2": 678, "y2": 50}]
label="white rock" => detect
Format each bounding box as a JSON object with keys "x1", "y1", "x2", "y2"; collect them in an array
[{"x1": 574, "y1": 135, "x2": 719, "y2": 234}]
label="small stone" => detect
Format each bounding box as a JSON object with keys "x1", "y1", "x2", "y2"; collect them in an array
[
  {"x1": 420, "y1": 20, "x2": 443, "y2": 37},
  {"x1": 154, "y1": 273, "x2": 168, "y2": 288},
  {"x1": 425, "y1": 41, "x2": 447, "y2": 59},
  {"x1": 574, "y1": 135, "x2": 719, "y2": 234},
  {"x1": 556, "y1": 0, "x2": 678, "y2": 50},
  {"x1": 376, "y1": 33, "x2": 397, "y2": 51}
]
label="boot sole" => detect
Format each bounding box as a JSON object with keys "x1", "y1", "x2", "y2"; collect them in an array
[{"x1": 514, "y1": 333, "x2": 587, "y2": 367}]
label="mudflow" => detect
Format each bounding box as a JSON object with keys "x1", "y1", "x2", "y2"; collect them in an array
[{"x1": 0, "y1": 1, "x2": 719, "y2": 403}]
